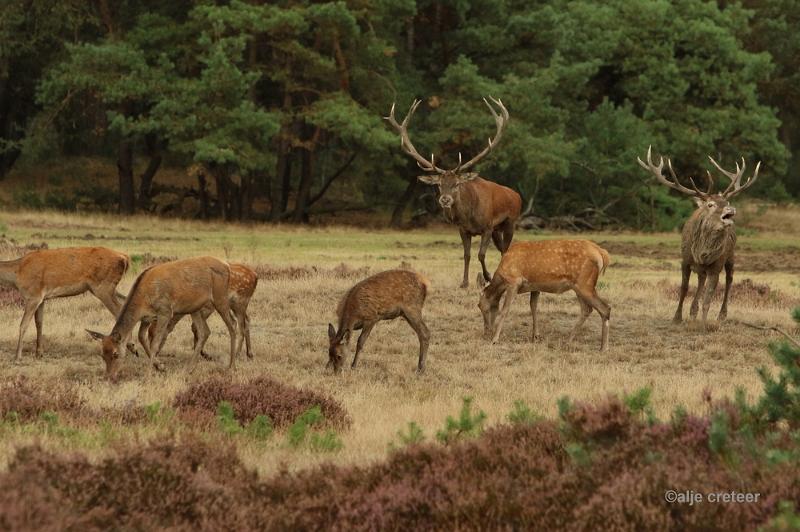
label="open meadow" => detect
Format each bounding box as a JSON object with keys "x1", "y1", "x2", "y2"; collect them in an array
[{"x1": 1, "y1": 205, "x2": 798, "y2": 478}]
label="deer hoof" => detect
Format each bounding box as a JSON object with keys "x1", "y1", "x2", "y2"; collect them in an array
[{"x1": 200, "y1": 351, "x2": 213, "y2": 361}]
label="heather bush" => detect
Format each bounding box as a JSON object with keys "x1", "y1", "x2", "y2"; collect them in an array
[
  {"x1": 173, "y1": 376, "x2": 350, "y2": 429},
  {"x1": 0, "y1": 377, "x2": 85, "y2": 423}
]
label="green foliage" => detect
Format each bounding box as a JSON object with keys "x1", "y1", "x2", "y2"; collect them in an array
[
  {"x1": 761, "y1": 501, "x2": 800, "y2": 532},
  {"x1": 507, "y1": 400, "x2": 542, "y2": 426},
  {"x1": 145, "y1": 402, "x2": 175, "y2": 426},
  {"x1": 565, "y1": 442, "x2": 592, "y2": 467},
  {"x1": 670, "y1": 405, "x2": 688, "y2": 430},
  {"x1": 436, "y1": 397, "x2": 487, "y2": 445},
  {"x1": 393, "y1": 421, "x2": 425, "y2": 448},
  {"x1": 708, "y1": 410, "x2": 730, "y2": 456},
  {"x1": 623, "y1": 387, "x2": 657, "y2": 425},
  {"x1": 287, "y1": 405, "x2": 324, "y2": 448},
  {"x1": 309, "y1": 429, "x2": 344, "y2": 452},
  {"x1": 216, "y1": 401, "x2": 273, "y2": 440},
  {"x1": 247, "y1": 415, "x2": 273, "y2": 441}
]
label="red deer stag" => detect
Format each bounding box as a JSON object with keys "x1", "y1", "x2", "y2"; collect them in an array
[
  {"x1": 146, "y1": 263, "x2": 258, "y2": 359},
  {"x1": 327, "y1": 269, "x2": 430, "y2": 374},
  {"x1": 0, "y1": 247, "x2": 129, "y2": 360},
  {"x1": 86, "y1": 257, "x2": 237, "y2": 380},
  {"x1": 638, "y1": 146, "x2": 760, "y2": 328},
  {"x1": 478, "y1": 240, "x2": 611, "y2": 351},
  {"x1": 385, "y1": 98, "x2": 522, "y2": 288}
]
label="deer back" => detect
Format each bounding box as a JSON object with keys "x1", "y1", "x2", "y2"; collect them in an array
[
  {"x1": 496, "y1": 240, "x2": 608, "y2": 287},
  {"x1": 450, "y1": 177, "x2": 521, "y2": 232},
  {"x1": 337, "y1": 269, "x2": 428, "y2": 329},
  {"x1": 15, "y1": 247, "x2": 129, "y2": 297}
]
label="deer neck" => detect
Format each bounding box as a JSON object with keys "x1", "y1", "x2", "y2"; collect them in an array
[
  {"x1": 445, "y1": 183, "x2": 476, "y2": 225},
  {"x1": 689, "y1": 214, "x2": 735, "y2": 265},
  {"x1": 0, "y1": 259, "x2": 21, "y2": 287}
]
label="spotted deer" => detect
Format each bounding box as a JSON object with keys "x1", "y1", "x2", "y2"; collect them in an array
[
  {"x1": 637, "y1": 146, "x2": 760, "y2": 327},
  {"x1": 86, "y1": 256, "x2": 237, "y2": 379},
  {"x1": 146, "y1": 263, "x2": 258, "y2": 359},
  {"x1": 327, "y1": 269, "x2": 431, "y2": 374},
  {"x1": 478, "y1": 240, "x2": 611, "y2": 351},
  {"x1": 385, "y1": 98, "x2": 522, "y2": 288},
  {"x1": 0, "y1": 246, "x2": 129, "y2": 360}
]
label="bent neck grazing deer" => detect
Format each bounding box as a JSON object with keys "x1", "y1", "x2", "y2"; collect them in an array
[
  {"x1": 638, "y1": 146, "x2": 760, "y2": 327},
  {"x1": 0, "y1": 247, "x2": 129, "y2": 360},
  {"x1": 146, "y1": 263, "x2": 258, "y2": 360},
  {"x1": 328, "y1": 269, "x2": 430, "y2": 374},
  {"x1": 478, "y1": 240, "x2": 611, "y2": 351},
  {"x1": 87, "y1": 256, "x2": 237, "y2": 380},
  {"x1": 385, "y1": 98, "x2": 522, "y2": 288}
]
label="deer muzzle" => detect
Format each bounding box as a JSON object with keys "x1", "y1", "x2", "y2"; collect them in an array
[
  {"x1": 721, "y1": 206, "x2": 736, "y2": 225},
  {"x1": 439, "y1": 195, "x2": 454, "y2": 209}
]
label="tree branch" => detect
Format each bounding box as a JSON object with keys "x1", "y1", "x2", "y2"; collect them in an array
[{"x1": 730, "y1": 319, "x2": 800, "y2": 349}]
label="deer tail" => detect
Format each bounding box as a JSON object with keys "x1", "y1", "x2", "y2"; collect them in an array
[
  {"x1": 416, "y1": 273, "x2": 431, "y2": 301},
  {"x1": 598, "y1": 247, "x2": 610, "y2": 276}
]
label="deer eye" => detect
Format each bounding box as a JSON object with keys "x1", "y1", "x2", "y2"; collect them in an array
[{"x1": 706, "y1": 201, "x2": 716, "y2": 208}]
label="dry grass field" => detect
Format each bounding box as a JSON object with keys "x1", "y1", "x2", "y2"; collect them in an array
[{"x1": 0, "y1": 205, "x2": 798, "y2": 476}]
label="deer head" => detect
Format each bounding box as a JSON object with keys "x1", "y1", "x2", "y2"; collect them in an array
[
  {"x1": 384, "y1": 97, "x2": 509, "y2": 210},
  {"x1": 86, "y1": 329, "x2": 123, "y2": 381},
  {"x1": 326, "y1": 323, "x2": 350, "y2": 374},
  {"x1": 637, "y1": 145, "x2": 761, "y2": 231}
]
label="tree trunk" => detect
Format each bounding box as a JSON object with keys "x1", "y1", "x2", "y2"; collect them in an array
[
  {"x1": 197, "y1": 171, "x2": 209, "y2": 219},
  {"x1": 241, "y1": 174, "x2": 254, "y2": 220},
  {"x1": 293, "y1": 146, "x2": 315, "y2": 223},
  {"x1": 138, "y1": 133, "x2": 162, "y2": 210},
  {"x1": 117, "y1": 139, "x2": 135, "y2": 214},
  {"x1": 270, "y1": 91, "x2": 293, "y2": 221},
  {"x1": 280, "y1": 149, "x2": 293, "y2": 216},
  {"x1": 390, "y1": 177, "x2": 419, "y2": 228}
]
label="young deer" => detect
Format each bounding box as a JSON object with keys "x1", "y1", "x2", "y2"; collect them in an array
[
  {"x1": 478, "y1": 240, "x2": 611, "y2": 351},
  {"x1": 327, "y1": 269, "x2": 431, "y2": 374},
  {"x1": 86, "y1": 256, "x2": 237, "y2": 379},
  {"x1": 146, "y1": 263, "x2": 258, "y2": 359},
  {"x1": 0, "y1": 246, "x2": 129, "y2": 360}
]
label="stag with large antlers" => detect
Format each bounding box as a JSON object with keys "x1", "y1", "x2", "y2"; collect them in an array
[
  {"x1": 385, "y1": 98, "x2": 522, "y2": 288},
  {"x1": 638, "y1": 146, "x2": 761, "y2": 328}
]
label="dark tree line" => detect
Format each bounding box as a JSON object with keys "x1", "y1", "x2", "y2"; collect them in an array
[{"x1": 1, "y1": 0, "x2": 797, "y2": 228}]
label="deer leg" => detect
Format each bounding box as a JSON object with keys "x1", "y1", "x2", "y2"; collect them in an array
[
  {"x1": 478, "y1": 231, "x2": 493, "y2": 283},
  {"x1": 568, "y1": 297, "x2": 593, "y2": 343},
  {"x1": 718, "y1": 260, "x2": 733, "y2": 321},
  {"x1": 574, "y1": 286, "x2": 611, "y2": 351},
  {"x1": 491, "y1": 281, "x2": 521, "y2": 344},
  {"x1": 351, "y1": 322, "x2": 375, "y2": 369},
  {"x1": 689, "y1": 271, "x2": 706, "y2": 320},
  {"x1": 674, "y1": 262, "x2": 691, "y2": 323},
  {"x1": 14, "y1": 298, "x2": 42, "y2": 361},
  {"x1": 212, "y1": 299, "x2": 237, "y2": 370},
  {"x1": 402, "y1": 310, "x2": 430, "y2": 373},
  {"x1": 231, "y1": 304, "x2": 248, "y2": 360},
  {"x1": 189, "y1": 311, "x2": 211, "y2": 370},
  {"x1": 529, "y1": 291, "x2": 540, "y2": 341},
  {"x1": 34, "y1": 303, "x2": 44, "y2": 357},
  {"x1": 244, "y1": 314, "x2": 253, "y2": 359},
  {"x1": 701, "y1": 272, "x2": 721, "y2": 328},
  {"x1": 459, "y1": 229, "x2": 471, "y2": 289},
  {"x1": 157, "y1": 314, "x2": 182, "y2": 355},
  {"x1": 500, "y1": 219, "x2": 514, "y2": 253}
]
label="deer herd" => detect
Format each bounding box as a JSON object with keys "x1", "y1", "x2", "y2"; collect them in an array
[{"x1": 0, "y1": 98, "x2": 762, "y2": 379}]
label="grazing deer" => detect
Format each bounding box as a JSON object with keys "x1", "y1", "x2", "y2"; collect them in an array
[
  {"x1": 146, "y1": 263, "x2": 258, "y2": 359},
  {"x1": 327, "y1": 269, "x2": 430, "y2": 373},
  {"x1": 86, "y1": 256, "x2": 237, "y2": 379},
  {"x1": 385, "y1": 98, "x2": 522, "y2": 288},
  {"x1": 0, "y1": 247, "x2": 129, "y2": 360},
  {"x1": 638, "y1": 146, "x2": 760, "y2": 327},
  {"x1": 478, "y1": 240, "x2": 611, "y2": 351}
]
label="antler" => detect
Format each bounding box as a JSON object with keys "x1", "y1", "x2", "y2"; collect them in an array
[
  {"x1": 384, "y1": 100, "x2": 445, "y2": 174},
  {"x1": 457, "y1": 96, "x2": 510, "y2": 172},
  {"x1": 707, "y1": 155, "x2": 761, "y2": 199},
  {"x1": 637, "y1": 146, "x2": 708, "y2": 198}
]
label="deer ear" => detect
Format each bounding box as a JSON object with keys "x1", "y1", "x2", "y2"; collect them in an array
[
  {"x1": 342, "y1": 329, "x2": 351, "y2": 343},
  {"x1": 693, "y1": 197, "x2": 705, "y2": 208},
  {"x1": 327, "y1": 323, "x2": 336, "y2": 340},
  {"x1": 86, "y1": 329, "x2": 105, "y2": 342},
  {"x1": 458, "y1": 172, "x2": 479, "y2": 183},
  {"x1": 417, "y1": 174, "x2": 440, "y2": 185}
]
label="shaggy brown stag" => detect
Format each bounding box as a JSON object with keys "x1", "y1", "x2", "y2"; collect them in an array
[
  {"x1": 638, "y1": 146, "x2": 760, "y2": 327},
  {"x1": 385, "y1": 98, "x2": 522, "y2": 288}
]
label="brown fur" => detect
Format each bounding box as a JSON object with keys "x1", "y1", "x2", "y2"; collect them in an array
[
  {"x1": 424, "y1": 174, "x2": 522, "y2": 288},
  {"x1": 479, "y1": 240, "x2": 611, "y2": 351},
  {"x1": 86, "y1": 256, "x2": 237, "y2": 380},
  {"x1": 146, "y1": 263, "x2": 258, "y2": 359},
  {"x1": 327, "y1": 269, "x2": 431, "y2": 373},
  {"x1": 0, "y1": 247, "x2": 129, "y2": 360}
]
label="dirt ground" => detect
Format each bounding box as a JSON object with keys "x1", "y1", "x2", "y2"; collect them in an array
[{"x1": 0, "y1": 207, "x2": 798, "y2": 474}]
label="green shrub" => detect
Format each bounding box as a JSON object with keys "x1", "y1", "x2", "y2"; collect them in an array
[
  {"x1": 287, "y1": 406, "x2": 324, "y2": 448},
  {"x1": 435, "y1": 397, "x2": 487, "y2": 445},
  {"x1": 507, "y1": 400, "x2": 541, "y2": 425},
  {"x1": 247, "y1": 415, "x2": 273, "y2": 441},
  {"x1": 309, "y1": 430, "x2": 343, "y2": 452},
  {"x1": 217, "y1": 401, "x2": 243, "y2": 436},
  {"x1": 391, "y1": 421, "x2": 425, "y2": 450}
]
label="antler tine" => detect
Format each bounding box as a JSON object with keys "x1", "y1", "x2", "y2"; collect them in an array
[
  {"x1": 705, "y1": 170, "x2": 714, "y2": 195},
  {"x1": 384, "y1": 100, "x2": 445, "y2": 174},
  {"x1": 708, "y1": 154, "x2": 759, "y2": 198},
  {"x1": 638, "y1": 145, "x2": 705, "y2": 198},
  {"x1": 458, "y1": 96, "x2": 510, "y2": 171}
]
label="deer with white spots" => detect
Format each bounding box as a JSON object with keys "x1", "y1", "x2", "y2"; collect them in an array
[{"x1": 478, "y1": 240, "x2": 611, "y2": 351}]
